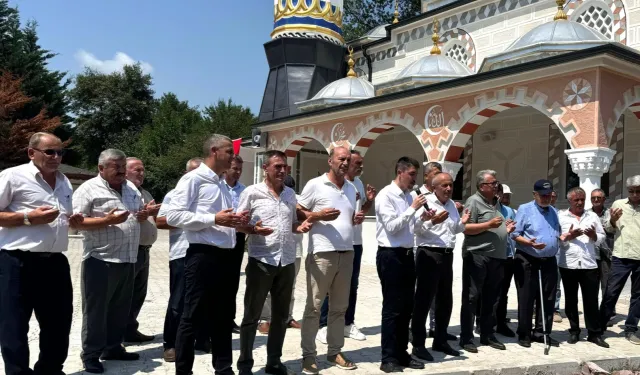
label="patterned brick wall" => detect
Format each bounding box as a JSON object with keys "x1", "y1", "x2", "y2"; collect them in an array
[
  {"x1": 608, "y1": 118, "x2": 625, "y2": 199},
  {"x1": 462, "y1": 137, "x2": 474, "y2": 200},
  {"x1": 547, "y1": 124, "x2": 565, "y2": 189}
]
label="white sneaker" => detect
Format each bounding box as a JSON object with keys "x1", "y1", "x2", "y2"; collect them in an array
[
  {"x1": 316, "y1": 327, "x2": 327, "y2": 344},
  {"x1": 344, "y1": 324, "x2": 366, "y2": 341}
]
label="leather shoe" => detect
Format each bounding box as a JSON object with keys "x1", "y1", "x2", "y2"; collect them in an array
[
  {"x1": 288, "y1": 319, "x2": 301, "y2": 329},
  {"x1": 380, "y1": 362, "x2": 403, "y2": 373},
  {"x1": 496, "y1": 324, "x2": 516, "y2": 338},
  {"x1": 411, "y1": 347, "x2": 433, "y2": 361},
  {"x1": 518, "y1": 336, "x2": 531, "y2": 348},
  {"x1": 232, "y1": 321, "x2": 241, "y2": 334},
  {"x1": 83, "y1": 360, "x2": 104, "y2": 374},
  {"x1": 481, "y1": 336, "x2": 506, "y2": 350},
  {"x1": 429, "y1": 329, "x2": 457, "y2": 341},
  {"x1": 124, "y1": 330, "x2": 154, "y2": 343},
  {"x1": 100, "y1": 350, "x2": 140, "y2": 361},
  {"x1": 258, "y1": 322, "x2": 270, "y2": 334},
  {"x1": 399, "y1": 358, "x2": 424, "y2": 369},
  {"x1": 163, "y1": 348, "x2": 176, "y2": 362},
  {"x1": 265, "y1": 362, "x2": 290, "y2": 375},
  {"x1": 532, "y1": 334, "x2": 560, "y2": 347},
  {"x1": 194, "y1": 339, "x2": 211, "y2": 353},
  {"x1": 460, "y1": 340, "x2": 478, "y2": 353},
  {"x1": 432, "y1": 342, "x2": 461, "y2": 356},
  {"x1": 568, "y1": 333, "x2": 579, "y2": 344},
  {"x1": 587, "y1": 335, "x2": 610, "y2": 348}
]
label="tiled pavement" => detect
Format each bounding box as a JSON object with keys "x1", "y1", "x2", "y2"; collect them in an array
[{"x1": 3, "y1": 231, "x2": 638, "y2": 375}]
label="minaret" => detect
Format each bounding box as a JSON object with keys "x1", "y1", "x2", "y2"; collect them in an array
[{"x1": 258, "y1": 0, "x2": 348, "y2": 122}]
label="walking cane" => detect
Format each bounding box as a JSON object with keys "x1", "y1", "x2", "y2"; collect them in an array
[{"x1": 538, "y1": 268, "x2": 550, "y2": 355}]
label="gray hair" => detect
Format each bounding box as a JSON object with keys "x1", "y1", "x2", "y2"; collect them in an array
[
  {"x1": 626, "y1": 175, "x2": 640, "y2": 188},
  {"x1": 476, "y1": 169, "x2": 497, "y2": 188},
  {"x1": 424, "y1": 162, "x2": 442, "y2": 173},
  {"x1": 591, "y1": 188, "x2": 606, "y2": 196},
  {"x1": 186, "y1": 157, "x2": 203, "y2": 171},
  {"x1": 126, "y1": 157, "x2": 142, "y2": 165},
  {"x1": 203, "y1": 134, "x2": 232, "y2": 156},
  {"x1": 566, "y1": 186, "x2": 585, "y2": 200},
  {"x1": 98, "y1": 149, "x2": 126, "y2": 166},
  {"x1": 28, "y1": 132, "x2": 60, "y2": 148}
]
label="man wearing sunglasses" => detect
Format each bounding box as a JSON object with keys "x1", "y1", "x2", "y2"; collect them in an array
[{"x1": 0, "y1": 132, "x2": 83, "y2": 375}]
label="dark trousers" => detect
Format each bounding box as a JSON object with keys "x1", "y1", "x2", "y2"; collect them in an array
[
  {"x1": 411, "y1": 247, "x2": 454, "y2": 347},
  {"x1": 0, "y1": 251, "x2": 73, "y2": 375},
  {"x1": 163, "y1": 258, "x2": 209, "y2": 350},
  {"x1": 460, "y1": 253, "x2": 504, "y2": 343},
  {"x1": 232, "y1": 234, "x2": 246, "y2": 323},
  {"x1": 238, "y1": 258, "x2": 296, "y2": 371},
  {"x1": 559, "y1": 267, "x2": 601, "y2": 336},
  {"x1": 598, "y1": 254, "x2": 612, "y2": 298},
  {"x1": 81, "y1": 256, "x2": 135, "y2": 362},
  {"x1": 377, "y1": 247, "x2": 415, "y2": 365},
  {"x1": 496, "y1": 257, "x2": 516, "y2": 325},
  {"x1": 319, "y1": 244, "x2": 363, "y2": 328},
  {"x1": 126, "y1": 245, "x2": 151, "y2": 337},
  {"x1": 514, "y1": 252, "x2": 557, "y2": 337},
  {"x1": 175, "y1": 244, "x2": 241, "y2": 375},
  {"x1": 600, "y1": 257, "x2": 640, "y2": 333}
]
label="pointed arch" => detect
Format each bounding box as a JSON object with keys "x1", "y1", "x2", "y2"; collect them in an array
[{"x1": 351, "y1": 110, "x2": 424, "y2": 156}]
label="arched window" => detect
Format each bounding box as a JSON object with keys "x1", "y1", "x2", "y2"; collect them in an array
[
  {"x1": 445, "y1": 42, "x2": 469, "y2": 66},
  {"x1": 575, "y1": 2, "x2": 614, "y2": 40}
]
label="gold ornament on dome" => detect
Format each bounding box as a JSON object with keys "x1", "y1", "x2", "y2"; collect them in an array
[
  {"x1": 554, "y1": 0, "x2": 567, "y2": 21},
  {"x1": 430, "y1": 18, "x2": 441, "y2": 55},
  {"x1": 346, "y1": 46, "x2": 357, "y2": 78},
  {"x1": 274, "y1": 0, "x2": 343, "y2": 29}
]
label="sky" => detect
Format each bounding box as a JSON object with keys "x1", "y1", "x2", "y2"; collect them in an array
[{"x1": 11, "y1": 0, "x2": 274, "y2": 114}]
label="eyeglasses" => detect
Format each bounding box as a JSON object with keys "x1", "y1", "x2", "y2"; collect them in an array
[
  {"x1": 591, "y1": 196, "x2": 605, "y2": 201},
  {"x1": 628, "y1": 189, "x2": 640, "y2": 195},
  {"x1": 33, "y1": 148, "x2": 66, "y2": 157}
]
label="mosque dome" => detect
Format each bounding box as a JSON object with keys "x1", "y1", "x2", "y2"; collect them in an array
[
  {"x1": 364, "y1": 24, "x2": 389, "y2": 39},
  {"x1": 272, "y1": 0, "x2": 345, "y2": 45}
]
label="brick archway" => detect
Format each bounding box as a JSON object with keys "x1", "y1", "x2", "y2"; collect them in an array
[{"x1": 351, "y1": 110, "x2": 424, "y2": 156}]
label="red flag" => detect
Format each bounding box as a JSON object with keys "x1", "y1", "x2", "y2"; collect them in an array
[{"x1": 232, "y1": 138, "x2": 242, "y2": 155}]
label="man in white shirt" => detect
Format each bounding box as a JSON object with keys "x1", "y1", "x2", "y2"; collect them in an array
[
  {"x1": 558, "y1": 187, "x2": 608, "y2": 347},
  {"x1": 165, "y1": 134, "x2": 249, "y2": 375},
  {"x1": 317, "y1": 149, "x2": 376, "y2": 343},
  {"x1": 124, "y1": 157, "x2": 161, "y2": 343},
  {"x1": 0, "y1": 132, "x2": 82, "y2": 375},
  {"x1": 235, "y1": 150, "x2": 312, "y2": 375},
  {"x1": 375, "y1": 156, "x2": 429, "y2": 373},
  {"x1": 157, "y1": 157, "x2": 209, "y2": 362},
  {"x1": 72, "y1": 149, "x2": 149, "y2": 373},
  {"x1": 411, "y1": 172, "x2": 469, "y2": 360},
  {"x1": 297, "y1": 146, "x2": 364, "y2": 374}
]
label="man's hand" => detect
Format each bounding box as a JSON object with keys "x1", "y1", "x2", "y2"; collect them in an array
[
  {"x1": 487, "y1": 216, "x2": 503, "y2": 229},
  {"x1": 461, "y1": 209, "x2": 471, "y2": 224},
  {"x1": 105, "y1": 208, "x2": 130, "y2": 225},
  {"x1": 252, "y1": 220, "x2": 274, "y2": 236},
  {"x1": 366, "y1": 184, "x2": 377, "y2": 201},
  {"x1": 237, "y1": 210, "x2": 251, "y2": 226},
  {"x1": 420, "y1": 209, "x2": 436, "y2": 222},
  {"x1": 560, "y1": 224, "x2": 583, "y2": 241},
  {"x1": 583, "y1": 224, "x2": 597, "y2": 241},
  {"x1": 315, "y1": 208, "x2": 341, "y2": 222},
  {"x1": 506, "y1": 219, "x2": 517, "y2": 234},
  {"x1": 411, "y1": 194, "x2": 427, "y2": 210},
  {"x1": 135, "y1": 209, "x2": 149, "y2": 222},
  {"x1": 353, "y1": 211, "x2": 365, "y2": 225},
  {"x1": 144, "y1": 199, "x2": 161, "y2": 217},
  {"x1": 527, "y1": 237, "x2": 546, "y2": 250},
  {"x1": 296, "y1": 220, "x2": 313, "y2": 233},
  {"x1": 67, "y1": 213, "x2": 84, "y2": 227},
  {"x1": 431, "y1": 210, "x2": 449, "y2": 225},
  {"x1": 215, "y1": 208, "x2": 247, "y2": 228},
  {"x1": 455, "y1": 201, "x2": 464, "y2": 213},
  {"x1": 610, "y1": 207, "x2": 623, "y2": 225},
  {"x1": 27, "y1": 206, "x2": 60, "y2": 225}
]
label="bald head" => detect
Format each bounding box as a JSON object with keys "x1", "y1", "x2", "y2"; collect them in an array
[
  {"x1": 432, "y1": 172, "x2": 454, "y2": 203},
  {"x1": 328, "y1": 146, "x2": 350, "y2": 179},
  {"x1": 126, "y1": 157, "x2": 145, "y2": 187},
  {"x1": 433, "y1": 172, "x2": 453, "y2": 186}
]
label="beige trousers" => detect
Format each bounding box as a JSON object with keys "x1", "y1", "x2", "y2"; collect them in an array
[{"x1": 301, "y1": 250, "x2": 354, "y2": 358}]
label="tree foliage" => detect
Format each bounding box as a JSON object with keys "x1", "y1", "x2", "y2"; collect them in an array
[{"x1": 342, "y1": 0, "x2": 421, "y2": 41}]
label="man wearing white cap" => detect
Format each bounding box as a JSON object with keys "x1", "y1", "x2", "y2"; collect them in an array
[{"x1": 495, "y1": 184, "x2": 517, "y2": 337}]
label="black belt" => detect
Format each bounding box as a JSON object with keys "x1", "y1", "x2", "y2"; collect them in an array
[{"x1": 420, "y1": 246, "x2": 454, "y2": 254}]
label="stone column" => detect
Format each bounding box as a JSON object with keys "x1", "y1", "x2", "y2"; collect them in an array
[
  {"x1": 439, "y1": 161, "x2": 463, "y2": 179},
  {"x1": 565, "y1": 147, "x2": 616, "y2": 208}
]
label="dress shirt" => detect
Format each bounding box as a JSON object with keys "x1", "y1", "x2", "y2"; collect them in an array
[
  {"x1": 375, "y1": 181, "x2": 416, "y2": 249},
  {"x1": 414, "y1": 193, "x2": 464, "y2": 248},
  {"x1": 604, "y1": 199, "x2": 640, "y2": 261},
  {"x1": 587, "y1": 207, "x2": 614, "y2": 260},
  {"x1": 298, "y1": 174, "x2": 357, "y2": 253},
  {"x1": 350, "y1": 176, "x2": 366, "y2": 246},
  {"x1": 129, "y1": 182, "x2": 158, "y2": 246},
  {"x1": 73, "y1": 176, "x2": 143, "y2": 263},
  {"x1": 0, "y1": 162, "x2": 73, "y2": 253},
  {"x1": 157, "y1": 190, "x2": 188, "y2": 261},
  {"x1": 557, "y1": 209, "x2": 604, "y2": 269},
  {"x1": 500, "y1": 204, "x2": 517, "y2": 258},
  {"x1": 165, "y1": 163, "x2": 236, "y2": 249},
  {"x1": 224, "y1": 180, "x2": 246, "y2": 211},
  {"x1": 237, "y1": 182, "x2": 297, "y2": 266},
  {"x1": 512, "y1": 201, "x2": 561, "y2": 258}
]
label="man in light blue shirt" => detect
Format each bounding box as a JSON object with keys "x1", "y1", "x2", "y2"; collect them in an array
[
  {"x1": 496, "y1": 184, "x2": 517, "y2": 338},
  {"x1": 512, "y1": 179, "x2": 561, "y2": 348}
]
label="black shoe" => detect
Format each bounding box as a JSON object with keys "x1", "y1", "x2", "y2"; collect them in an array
[
  {"x1": 380, "y1": 362, "x2": 404, "y2": 373},
  {"x1": 411, "y1": 347, "x2": 433, "y2": 361},
  {"x1": 100, "y1": 350, "x2": 140, "y2": 361},
  {"x1": 496, "y1": 324, "x2": 516, "y2": 338},
  {"x1": 518, "y1": 336, "x2": 531, "y2": 348},
  {"x1": 480, "y1": 336, "x2": 506, "y2": 350},
  {"x1": 587, "y1": 335, "x2": 610, "y2": 348},
  {"x1": 124, "y1": 330, "x2": 154, "y2": 343},
  {"x1": 232, "y1": 321, "x2": 241, "y2": 334},
  {"x1": 399, "y1": 358, "x2": 424, "y2": 370},
  {"x1": 265, "y1": 362, "x2": 290, "y2": 375},
  {"x1": 428, "y1": 329, "x2": 435, "y2": 338},
  {"x1": 428, "y1": 329, "x2": 457, "y2": 341},
  {"x1": 83, "y1": 360, "x2": 104, "y2": 374},
  {"x1": 460, "y1": 340, "x2": 478, "y2": 353},
  {"x1": 532, "y1": 334, "x2": 560, "y2": 347},
  {"x1": 568, "y1": 333, "x2": 580, "y2": 344},
  {"x1": 432, "y1": 342, "x2": 461, "y2": 356},
  {"x1": 194, "y1": 339, "x2": 212, "y2": 353},
  {"x1": 607, "y1": 320, "x2": 615, "y2": 328}
]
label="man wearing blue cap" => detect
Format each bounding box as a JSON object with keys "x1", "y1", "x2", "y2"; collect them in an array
[{"x1": 512, "y1": 179, "x2": 562, "y2": 348}]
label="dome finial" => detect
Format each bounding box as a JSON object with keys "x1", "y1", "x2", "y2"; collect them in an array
[
  {"x1": 554, "y1": 0, "x2": 568, "y2": 21},
  {"x1": 346, "y1": 46, "x2": 357, "y2": 78},
  {"x1": 393, "y1": 0, "x2": 400, "y2": 24},
  {"x1": 430, "y1": 18, "x2": 441, "y2": 55}
]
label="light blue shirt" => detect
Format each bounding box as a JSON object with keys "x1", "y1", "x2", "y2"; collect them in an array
[
  {"x1": 512, "y1": 201, "x2": 560, "y2": 258},
  {"x1": 224, "y1": 180, "x2": 246, "y2": 211},
  {"x1": 500, "y1": 204, "x2": 516, "y2": 258}
]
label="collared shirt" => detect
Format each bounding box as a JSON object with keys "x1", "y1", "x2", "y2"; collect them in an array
[
  {"x1": 237, "y1": 182, "x2": 298, "y2": 266},
  {"x1": 128, "y1": 182, "x2": 158, "y2": 247},
  {"x1": 298, "y1": 174, "x2": 357, "y2": 253},
  {"x1": 512, "y1": 201, "x2": 561, "y2": 258},
  {"x1": 463, "y1": 192, "x2": 508, "y2": 259},
  {"x1": 587, "y1": 207, "x2": 614, "y2": 260},
  {"x1": 0, "y1": 162, "x2": 74, "y2": 253},
  {"x1": 605, "y1": 199, "x2": 640, "y2": 261},
  {"x1": 224, "y1": 180, "x2": 246, "y2": 211},
  {"x1": 375, "y1": 181, "x2": 416, "y2": 249},
  {"x1": 500, "y1": 204, "x2": 517, "y2": 257},
  {"x1": 157, "y1": 189, "x2": 188, "y2": 261},
  {"x1": 414, "y1": 193, "x2": 465, "y2": 248},
  {"x1": 73, "y1": 176, "x2": 143, "y2": 263},
  {"x1": 350, "y1": 176, "x2": 366, "y2": 246},
  {"x1": 165, "y1": 163, "x2": 236, "y2": 249},
  {"x1": 557, "y1": 209, "x2": 604, "y2": 269}
]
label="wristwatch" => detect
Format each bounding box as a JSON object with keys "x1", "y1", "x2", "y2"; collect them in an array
[{"x1": 23, "y1": 212, "x2": 31, "y2": 226}]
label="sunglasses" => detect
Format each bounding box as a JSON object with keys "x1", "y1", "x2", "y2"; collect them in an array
[{"x1": 33, "y1": 148, "x2": 66, "y2": 157}]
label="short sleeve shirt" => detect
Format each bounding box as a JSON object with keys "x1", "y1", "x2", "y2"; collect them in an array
[{"x1": 462, "y1": 192, "x2": 508, "y2": 259}]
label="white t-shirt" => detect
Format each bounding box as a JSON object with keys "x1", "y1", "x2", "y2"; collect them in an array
[
  {"x1": 298, "y1": 174, "x2": 357, "y2": 253},
  {"x1": 350, "y1": 176, "x2": 366, "y2": 246}
]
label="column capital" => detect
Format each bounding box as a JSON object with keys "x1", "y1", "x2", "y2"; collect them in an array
[
  {"x1": 433, "y1": 161, "x2": 463, "y2": 178},
  {"x1": 564, "y1": 147, "x2": 615, "y2": 177}
]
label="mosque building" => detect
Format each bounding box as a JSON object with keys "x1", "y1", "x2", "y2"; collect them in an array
[{"x1": 247, "y1": 0, "x2": 640, "y2": 227}]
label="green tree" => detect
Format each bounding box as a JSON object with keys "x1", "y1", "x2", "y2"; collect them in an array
[
  {"x1": 203, "y1": 98, "x2": 256, "y2": 140},
  {"x1": 69, "y1": 64, "x2": 155, "y2": 166},
  {"x1": 342, "y1": 0, "x2": 421, "y2": 41}
]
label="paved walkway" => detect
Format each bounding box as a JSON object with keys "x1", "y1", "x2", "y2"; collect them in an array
[{"x1": 4, "y1": 231, "x2": 638, "y2": 375}]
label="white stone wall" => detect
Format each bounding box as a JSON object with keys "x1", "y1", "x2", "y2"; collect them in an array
[{"x1": 626, "y1": 0, "x2": 640, "y2": 47}]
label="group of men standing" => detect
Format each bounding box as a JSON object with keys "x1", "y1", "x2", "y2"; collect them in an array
[{"x1": 1, "y1": 131, "x2": 640, "y2": 375}]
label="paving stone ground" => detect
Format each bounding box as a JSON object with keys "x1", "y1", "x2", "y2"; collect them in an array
[{"x1": 3, "y1": 231, "x2": 638, "y2": 375}]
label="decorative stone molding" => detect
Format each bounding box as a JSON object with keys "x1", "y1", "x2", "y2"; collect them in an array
[
  {"x1": 565, "y1": 147, "x2": 616, "y2": 207},
  {"x1": 352, "y1": 109, "x2": 423, "y2": 155},
  {"x1": 439, "y1": 161, "x2": 463, "y2": 179}
]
